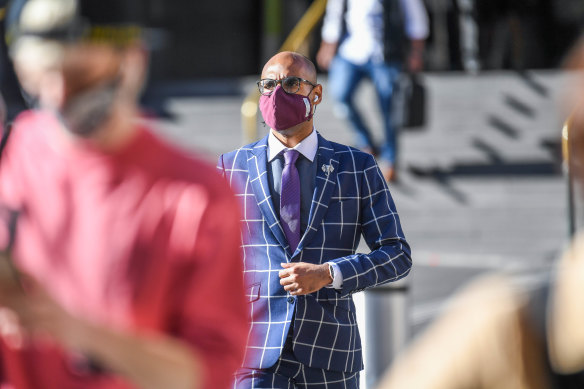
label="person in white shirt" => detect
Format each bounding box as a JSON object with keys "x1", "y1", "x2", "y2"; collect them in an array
[{"x1": 317, "y1": 0, "x2": 429, "y2": 182}]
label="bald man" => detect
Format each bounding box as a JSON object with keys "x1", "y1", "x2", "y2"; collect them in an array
[{"x1": 218, "y1": 51, "x2": 412, "y2": 388}]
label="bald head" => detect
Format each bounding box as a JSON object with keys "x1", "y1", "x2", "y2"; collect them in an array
[
  {"x1": 262, "y1": 51, "x2": 317, "y2": 84},
  {"x1": 258, "y1": 51, "x2": 323, "y2": 142}
]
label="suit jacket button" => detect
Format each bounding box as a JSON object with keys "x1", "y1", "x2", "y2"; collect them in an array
[{"x1": 287, "y1": 297, "x2": 295, "y2": 304}]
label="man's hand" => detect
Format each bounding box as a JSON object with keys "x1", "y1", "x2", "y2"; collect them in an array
[
  {"x1": 316, "y1": 41, "x2": 338, "y2": 71},
  {"x1": 0, "y1": 307, "x2": 25, "y2": 349},
  {"x1": 279, "y1": 262, "x2": 333, "y2": 295},
  {"x1": 0, "y1": 276, "x2": 87, "y2": 351},
  {"x1": 407, "y1": 39, "x2": 425, "y2": 73},
  {"x1": 0, "y1": 277, "x2": 88, "y2": 350},
  {"x1": 20, "y1": 282, "x2": 88, "y2": 349}
]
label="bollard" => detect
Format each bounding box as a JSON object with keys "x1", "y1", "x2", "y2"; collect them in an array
[{"x1": 364, "y1": 278, "x2": 410, "y2": 389}]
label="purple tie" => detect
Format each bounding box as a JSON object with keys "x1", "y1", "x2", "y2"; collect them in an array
[{"x1": 280, "y1": 149, "x2": 301, "y2": 252}]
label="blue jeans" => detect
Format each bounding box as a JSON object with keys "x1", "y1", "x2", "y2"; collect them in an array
[{"x1": 328, "y1": 55, "x2": 401, "y2": 164}]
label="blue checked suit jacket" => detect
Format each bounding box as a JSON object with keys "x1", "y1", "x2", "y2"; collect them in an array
[{"x1": 217, "y1": 132, "x2": 411, "y2": 373}]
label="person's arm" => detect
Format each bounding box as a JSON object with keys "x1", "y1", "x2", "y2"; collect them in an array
[
  {"x1": 548, "y1": 235, "x2": 584, "y2": 373},
  {"x1": 408, "y1": 39, "x2": 425, "y2": 73},
  {"x1": 0, "y1": 278, "x2": 201, "y2": 389},
  {"x1": 80, "y1": 329, "x2": 200, "y2": 389},
  {"x1": 316, "y1": 0, "x2": 345, "y2": 70},
  {"x1": 51, "y1": 313, "x2": 202, "y2": 389},
  {"x1": 279, "y1": 154, "x2": 412, "y2": 297},
  {"x1": 329, "y1": 154, "x2": 412, "y2": 297},
  {"x1": 400, "y1": 0, "x2": 429, "y2": 72}
]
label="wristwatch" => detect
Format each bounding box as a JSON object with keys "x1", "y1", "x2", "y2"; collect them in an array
[{"x1": 328, "y1": 263, "x2": 335, "y2": 283}]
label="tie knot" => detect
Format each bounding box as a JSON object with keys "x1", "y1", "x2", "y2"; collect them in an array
[{"x1": 283, "y1": 149, "x2": 299, "y2": 166}]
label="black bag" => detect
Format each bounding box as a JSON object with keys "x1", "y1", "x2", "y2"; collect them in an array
[{"x1": 401, "y1": 73, "x2": 426, "y2": 129}]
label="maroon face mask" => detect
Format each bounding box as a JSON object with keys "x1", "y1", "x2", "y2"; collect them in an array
[{"x1": 259, "y1": 86, "x2": 314, "y2": 131}]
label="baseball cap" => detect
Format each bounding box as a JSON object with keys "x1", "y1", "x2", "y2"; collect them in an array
[{"x1": 6, "y1": 0, "x2": 144, "y2": 48}]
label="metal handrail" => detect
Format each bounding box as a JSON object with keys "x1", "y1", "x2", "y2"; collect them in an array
[
  {"x1": 562, "y1": 118, "x2": 571, "y2": 166},
  {"x1": 563, "y1": 117, "x2": 576, "y2": 238},
  {"x1": 241, "y1": 0, "x2": 328, "y2": 144}
]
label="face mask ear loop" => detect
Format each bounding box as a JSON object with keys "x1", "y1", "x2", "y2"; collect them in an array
[
  {"x1": 312, "y1": 93, "x2": 319, "y2": 115},
  {"x1": 306, "y1": 85, "x2": 318, "y2": 115}
]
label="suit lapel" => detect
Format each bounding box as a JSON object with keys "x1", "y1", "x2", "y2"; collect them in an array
[
  {"x1": 247, "y1": 136, "x2": 293, "y2": 257},
  {"x1": 294, "y1": 134, "x2": 338, "y2": 257}
]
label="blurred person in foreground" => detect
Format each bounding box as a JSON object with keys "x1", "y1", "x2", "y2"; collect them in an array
[
  {"x1": 218, "y1": 51, "x2": 412, "y2": 388},
  {"x1": 0, "y1": 0, "x2": 248, "y2": 388},
  {"x1": 375, "y1": 247, "x2": 584, "y2": 389},
  {"x1": 316, "y1": 0, "x2": 429, "y2": 182},
  {"x1": 375, "y1": 47, "x2": 584, "y2": 389},
  {"x1": 0, "y1": 0, "x2": 27, "y2": 123}
]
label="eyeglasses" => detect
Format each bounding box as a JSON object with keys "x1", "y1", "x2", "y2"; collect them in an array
[{"x1": 257, "y1": 76, "x2": 316, "y2": 96}]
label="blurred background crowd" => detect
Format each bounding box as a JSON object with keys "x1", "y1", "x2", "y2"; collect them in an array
[{"x1": 140, "y1": 0, "x2": 583, "y2": 78}]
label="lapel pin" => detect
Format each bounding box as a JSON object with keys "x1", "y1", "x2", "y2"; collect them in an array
[{"x1": 321, "y1": 164, "x2": 334, "y2": 175}]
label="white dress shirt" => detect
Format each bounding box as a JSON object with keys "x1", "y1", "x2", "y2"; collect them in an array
[
  {"x1": 268, "y1": 129, "x2": 343, "y2": 290},
  {"x1": 321, "y1": 0, "x2": 429, "y2": 65},
  {"x1": 268, "y1": 128, "x2": 318, "y2": 163}
]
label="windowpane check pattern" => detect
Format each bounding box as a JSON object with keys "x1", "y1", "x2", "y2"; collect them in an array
[{"x1": 217, "y1": 132, "x2": 412, "y2": 374}]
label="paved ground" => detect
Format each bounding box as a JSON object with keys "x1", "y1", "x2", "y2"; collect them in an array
[{"x1": 148, "y1": 69, "x2": 573, "y2": 387}]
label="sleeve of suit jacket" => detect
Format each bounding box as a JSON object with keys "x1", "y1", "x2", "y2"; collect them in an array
[{"x1": 331, "y1": 154, "x2": 412, "y2": 297}]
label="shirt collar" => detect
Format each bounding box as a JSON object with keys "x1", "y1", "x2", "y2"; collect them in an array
[{"x1": 267, "y1": 128, "x2": 318, "y2": 163}]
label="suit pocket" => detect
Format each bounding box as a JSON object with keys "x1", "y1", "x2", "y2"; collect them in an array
[
  {"x1": 245, "y1": 282, "x2": 261, "y2": 303},
  {"x1": 326, "y1": 199, "x2": 360, "y2": 226},
  {"x1": 320, "y1": 288, "x2": 354, "y2": 313}
]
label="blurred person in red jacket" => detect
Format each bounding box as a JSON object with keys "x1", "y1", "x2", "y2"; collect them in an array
[{"x1": 0, "y1": 0, "x2": 248, "y2": 388}]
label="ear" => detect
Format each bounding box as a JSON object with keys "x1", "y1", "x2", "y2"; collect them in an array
[
  {"x1": 311, "y1": 84, "x2": 323, "y2": 108},
  {"x1": 39, "y1": 70, "x2": 65, "y2": 110},
  {"x1": 119, "y1": 45, "x2": 149, "y2": 98}
]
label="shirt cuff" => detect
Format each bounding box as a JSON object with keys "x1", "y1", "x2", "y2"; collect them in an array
[{"x1": 325, "y1": 262, "x2": 343, "y2": 290}]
